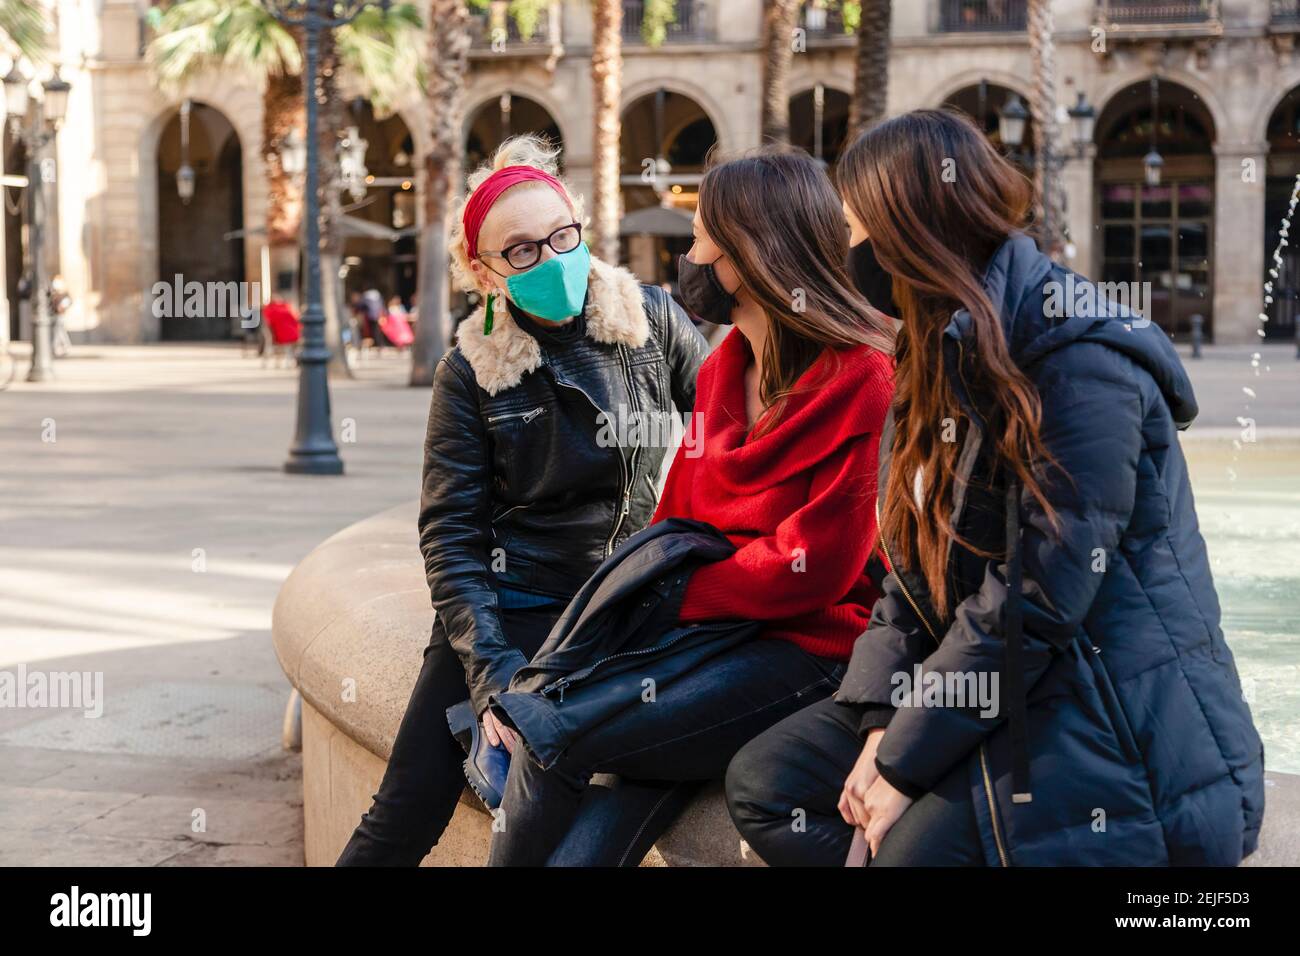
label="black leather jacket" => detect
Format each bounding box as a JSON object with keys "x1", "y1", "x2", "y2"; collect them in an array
[{"x1": 419, "y1": 259, "x2": 709, "y2": 714}]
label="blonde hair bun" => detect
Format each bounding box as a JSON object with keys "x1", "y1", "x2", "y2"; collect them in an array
[{"x1": 450, "y1": 135, "x2": 584, "y2": 295}]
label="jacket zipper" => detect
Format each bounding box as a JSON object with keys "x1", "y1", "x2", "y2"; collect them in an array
[
  {"x1": 950, "y1": 339, "x2": 1011, "y2": 865},
  {"x1": 486, "y1": 405, "x2": 547, "y2": 425},
  {"x1": 491, "y1": 502, "x2": 528, "y2": 526},
  {"x1": 605, "y1": 345, "x2": 642, "y2": 556},
  {"x1": 874, "y1": 499, "x2": 1010, "y2": 868},
  {"x1": 540, "y1": 622, "x2": 733, "y2": 702},
  {"x1": 550, "y1": 374, "x2": 629, "y2": 557}
]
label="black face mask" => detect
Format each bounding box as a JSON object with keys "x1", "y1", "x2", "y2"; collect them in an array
[
  {"x1": 677, "y1": 253, "x2": 737, "y2": 326},
  {"x1": 847, "y1": 239, "x2": 899, "y2": 318}
]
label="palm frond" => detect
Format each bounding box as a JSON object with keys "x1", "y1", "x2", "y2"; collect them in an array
[
  {"x1": 336, "y1": 3, "x2": 425, "y2": 111},
  {"x1": 146, "y1": 0, "x2": 300, "y2": 91},
  {"x1": 0, "y1": 0, "x2": 48, "y2": 63}
]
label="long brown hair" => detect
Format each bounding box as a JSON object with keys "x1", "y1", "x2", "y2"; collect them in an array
[
  {"x1": 837, "y1": 109, "x2": 1057, "y2": 616},
  {"x1": 697, "y1": 148, "x2": 894, "y2": 438}
]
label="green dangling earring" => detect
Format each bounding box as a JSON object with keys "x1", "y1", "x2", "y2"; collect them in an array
[{"x1": 483, "y1": 293, "x2": 495, "y2": 335}]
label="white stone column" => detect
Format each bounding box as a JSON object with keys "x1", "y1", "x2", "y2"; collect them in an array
[{"x1": 1213, "y1": 141, "x2": 1269, "y2": 345}]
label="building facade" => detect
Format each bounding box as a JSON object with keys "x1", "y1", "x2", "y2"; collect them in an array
[{"x1": 4, "y1": 0, "x2": 1298, "y2": 346}]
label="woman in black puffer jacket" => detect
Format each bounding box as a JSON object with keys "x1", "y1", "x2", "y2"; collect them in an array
[
  {"x1": 726, "y1": 110, "x2": 1264, "y2": 867},
  {"x1": 337, "y1": 135, "x2": 707, "y2": 866}
]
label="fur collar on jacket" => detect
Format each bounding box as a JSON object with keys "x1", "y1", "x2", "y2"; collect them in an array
[{"x1": 455, "y1": 255, "x2": 649, "y2": 396}]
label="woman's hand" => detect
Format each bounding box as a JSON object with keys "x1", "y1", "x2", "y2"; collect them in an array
[
  {"x1": 838, "y1": 728, "x2": 884, "y2": 828},
  {"x1": 838, "y1": 729, "x2": 915, "y2": 855},
  {"x1": 859, "y1": 776, "x2": 914, "y2": 856},
  {"x1": 482, "y1": 708, "x2": 518, "y2": 754}
]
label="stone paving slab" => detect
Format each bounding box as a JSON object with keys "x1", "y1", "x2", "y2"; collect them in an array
[
  {"x1": 0, "y1": 344, "x2": 429, "y2": 866},
  {"x1": 72, "y1": 793, "x2": 302, "y2": 847},
  {"x1": 0, "y1": 681, "x2": 286, "y2": 761}
]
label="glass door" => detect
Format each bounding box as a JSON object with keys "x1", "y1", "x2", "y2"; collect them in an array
[{"x1": 1100, "y1": 179, "x2": 1213, "y2": 339}]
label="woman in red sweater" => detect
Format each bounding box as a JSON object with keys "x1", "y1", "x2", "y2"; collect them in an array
[{"x1": 487, "y1": 149, "x2": 894, "y2": 866}]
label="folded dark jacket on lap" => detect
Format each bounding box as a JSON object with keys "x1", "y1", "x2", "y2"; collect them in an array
[{"x1": 491, "y1": 517, "x2": 761, "y2": 770}]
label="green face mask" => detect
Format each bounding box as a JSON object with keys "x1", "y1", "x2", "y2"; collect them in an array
[{"x1": 504, "y1": 242, "x2": 591, "y2": 325}]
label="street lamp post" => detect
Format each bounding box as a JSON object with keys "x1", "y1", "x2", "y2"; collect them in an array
[
  {"x1": 1000, "y1": 88, "x2": 1095, "y2": 257},
  {"x1": 4, "y1": 67, "x2": 70, "y2": 384},
  {"x1": 261, "y1": 0, "x2": 390, "y2": 476}
]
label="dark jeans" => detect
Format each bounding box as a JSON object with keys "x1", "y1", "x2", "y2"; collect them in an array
[
  {"x1": 336, "y1": 605, "x2": 707, "y2": 866},
  {"x1": 486, "y1": 638, "x2": 846, "y2": 866},
  {"x1": 724, "y1": 695, "x2": 985, "y2": 866}
]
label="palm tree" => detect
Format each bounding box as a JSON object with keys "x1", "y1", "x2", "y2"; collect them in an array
[
  {"x1": 586, "y1": 0, "x2": 680, "y2": 264},
  {"x1": 147, "y1": 0, "x2": 423, "y2": 366},
  {"x1": 590, "y1": 0, "x2": 623, "y2": 263},
  {"x1": 0, "y1": 0, "x2": 48, "y2": 62},
  {"x1": 1027, "y1": 0, "x2": 1064, "y2": 256},
  {"x1": 760, "y1": 0, "x2": 800, "y2": 144},
  {"x1": 410, "y1": 0, "x2": 470, "y2": 387},
  {"x1": 848, "y1": 0, "x2": 889, "y2": 140}
]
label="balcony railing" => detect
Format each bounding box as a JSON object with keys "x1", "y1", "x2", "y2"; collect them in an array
[
  {"x1": 938, "y1": 0, "x2": 1028, "y2": 33},
  {"x1": 1273, "y1": 0, "x2": 1300, "y2": 25},
  {"x1": 1098, "y1": 1, "x2": 1216, "y2": 25},
  {"x1": 469, "y1": 7, "x2": 557, "y2": 49},
  {"x1": 623, "y1": 0, "x2": 709, "y2": 44},
  {"x1": 800, "y1": 4, "x2": 849, "y2": 40}
]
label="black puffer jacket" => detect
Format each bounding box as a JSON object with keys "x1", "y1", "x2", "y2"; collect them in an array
[
  {"x1": 420, "y1": 256, "x2": 708, "y2": 714},
  {"x1": 837, "y1": 234, "x2": 1264, "y2": 865}
]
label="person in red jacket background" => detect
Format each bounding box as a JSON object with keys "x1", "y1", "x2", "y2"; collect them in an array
[{"x1": 487, "y1": 148, "x2": 895, "y2": 866}]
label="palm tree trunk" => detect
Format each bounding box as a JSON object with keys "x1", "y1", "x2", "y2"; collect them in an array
[
  {"x1": 591, "y1": 0, "x2": 623, "y2": 263},
  {"x1": 263, "y1": 69, "x2": 306, "y2": 304},
  {"x1": 1027, "y1": 0, "x2": 1064, "y2": 258},
  {"x1": 760, "y1": 0, "x2": 800, "y2": 144},
  {"x1": 411, "y1": 0, "x2": 470, "y2": 387},
  {"x1": 848, "y1": 0, "x2": 890, "y2": 140}
]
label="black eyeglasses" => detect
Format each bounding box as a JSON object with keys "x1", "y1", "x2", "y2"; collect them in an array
[{"x1": 478, "y1": 222, "x2": 583, "y2": 273}]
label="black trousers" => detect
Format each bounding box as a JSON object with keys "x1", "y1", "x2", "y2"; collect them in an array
[
  {"x1": 725, "y1": 695, "x2": 986, "y2": 866},
  {"x1": 336, "y1": 607, "x2": 555, "y2": 866},
  {"x1": 336, "y1": 606, "x2": 702, "y2": 866}
]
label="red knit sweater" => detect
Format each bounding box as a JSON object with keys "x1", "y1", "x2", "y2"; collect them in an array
[{"x1": 652, "y1": 327, "x2": 894, "y2": 661}]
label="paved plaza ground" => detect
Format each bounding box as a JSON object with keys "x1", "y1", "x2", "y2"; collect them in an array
[{"x1": 0, "y1": 340, "x2": 1297, "y2": 865}]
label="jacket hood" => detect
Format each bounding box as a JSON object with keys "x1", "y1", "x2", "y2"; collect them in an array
[{"x1": 946, "y1": 232, "x2": 1199, "y2": 429}]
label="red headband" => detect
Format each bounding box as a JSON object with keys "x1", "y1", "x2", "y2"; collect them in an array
[{"x1": 462, "y1": 165, "x2": 571, "y2": 260}]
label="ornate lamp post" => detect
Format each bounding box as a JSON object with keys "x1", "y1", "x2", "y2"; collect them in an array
[
  {"x1": 999, "y1": 87, "x2": 1096, "y2": 256},
  {"x1": 998, "y1": 93, "x2": 1029, "y2": 154},
  {"x1": 4, "y1": 67, "x2": 71, "y2": 383},
  {"x1": 260, "y1": 0, "x2": 391, "y2": 475}
]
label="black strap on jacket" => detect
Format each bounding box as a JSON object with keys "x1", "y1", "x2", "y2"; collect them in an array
[{"x1": 1004, "y1": 478, "x2": 1032, "y2": 804}]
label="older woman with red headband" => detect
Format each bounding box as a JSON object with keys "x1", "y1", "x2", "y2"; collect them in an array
[{"x1": 337, "y1": 135, "x2": 708, "y2": 866}]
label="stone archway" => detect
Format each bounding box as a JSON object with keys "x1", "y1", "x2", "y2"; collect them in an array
[
  {"x1": 154, "y1": 101, "x2": 246, "y2": 341},
  {"x1": 941, "y1": 81, "x2": 1037, "y2": 174},
  {"x1": 619, "y1": 89, "x2": 719, "y2": 286},
  {"x1": 789, "y1": 83, "x2": 851, "y2": 168},
  {"x1": 135, "y1": 79, "x2": 263, "y2": 343},
  {"x1": 464, "y1": 92, "x2": 565, "y2": 172},
  {"x1": 1094, "y1": 78, "x2": 1217, "y2": 340},
  {"x1": 337, "y1": 100, "x2": 421, "y2": 311}
]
